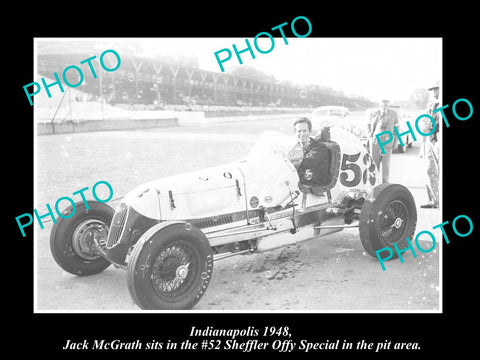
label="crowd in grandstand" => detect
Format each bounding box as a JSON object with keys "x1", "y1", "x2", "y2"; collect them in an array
[{"x1": 37, "y1": 51, "x2": 374, "y2": 113}]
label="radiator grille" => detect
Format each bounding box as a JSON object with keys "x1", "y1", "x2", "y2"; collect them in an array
[{"x1": 107, "y1": 204, "x2": 129, "y2": 248}]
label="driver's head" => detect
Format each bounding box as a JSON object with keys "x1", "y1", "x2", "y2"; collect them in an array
[{"x1": 293, "y1": 117, "x2": 312, "y2": 148}]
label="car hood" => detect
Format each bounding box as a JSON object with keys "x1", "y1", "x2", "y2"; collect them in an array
[
  {"x1": 313, "y1": 115, "x2": 366, "y2": 131},
  {"x1": 122, "y1": 162, "x2": 243, "y2": 220},
  {"x1": 121, "y1": 131, "x2": 300, "y2": 221}
]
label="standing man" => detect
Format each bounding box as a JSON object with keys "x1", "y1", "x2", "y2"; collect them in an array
[
  {"x1": 368, "y1": 99, "x2": 399, "y2": 183},
  {"x1": 419, "y1": 81, "x2": 440, "y2": 208}
]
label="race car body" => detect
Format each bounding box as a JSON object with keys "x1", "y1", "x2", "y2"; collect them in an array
[
  {"x1": 107, "y1": 128, "x2": 377, "y2": 255},
  {"x1": 50, "y1": 127, "x2": 417, "y2": 310}
]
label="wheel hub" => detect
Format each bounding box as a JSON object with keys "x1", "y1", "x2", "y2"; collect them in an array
[
  {"x1": 151, "y1": 243, "x2": 197, "y2": 300},
  {"x1": 72, "y1": 220, "x2": 107, "y2": 260},
  {"x1": 176, "y1": 263, "x2": 190, "y2": 280},
  {"x1": 391, "y1": 217, "x2": 404, "y2": 229},
  {"x1": 381, "y1": 200, "x2": 409, "y2": 245}
]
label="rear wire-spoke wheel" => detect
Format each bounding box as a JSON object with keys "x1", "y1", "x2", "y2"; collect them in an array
[
  {"x1": 127, "y1": 222, "x2": 213, "y2": 310},
  {"x1": 381, "y1": 200, "x2": 409, "y2": 245},
  {"x1": 360, "y1": 183, "x2": 417, "y2": 259}
]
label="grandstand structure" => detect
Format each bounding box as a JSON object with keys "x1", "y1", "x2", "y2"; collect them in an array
[{"x1": 36, "y1": 44, "x2": 374, "y2": 112}]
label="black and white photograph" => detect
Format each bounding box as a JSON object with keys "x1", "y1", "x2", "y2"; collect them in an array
[
  {"x1": 33, "y1": 37, "x2": 442, "y2": 312},
  {"x1": 9, "y1": 8, "x2": 478, "y2": 356}
]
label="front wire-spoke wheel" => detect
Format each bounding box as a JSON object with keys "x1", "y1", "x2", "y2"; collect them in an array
[
  {"x1": 127, "y1": 222, "x2": 213, "y2": 310},
  {"x1": 151, "y1": 241, "x2": 200, "y2": 302}
]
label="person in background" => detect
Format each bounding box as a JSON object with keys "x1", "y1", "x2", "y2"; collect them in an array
[
  {"x1": 419, "y1": 81, "x2": 440, "y2": 209},
  {"x1": 368, "y1": 99, "x2": 399, "y2": 183}
]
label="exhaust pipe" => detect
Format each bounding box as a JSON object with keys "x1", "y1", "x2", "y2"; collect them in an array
[
  {"x1": 255, "y1": 227, "x2": 314, "y2": 252},
  {"x1": 255, "y1": 217, "x2": 346, "y2": 252}
]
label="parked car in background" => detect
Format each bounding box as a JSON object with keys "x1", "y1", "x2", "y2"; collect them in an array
[{"x1": 312, "y1": 106, "x2": 368, "y2": 146}]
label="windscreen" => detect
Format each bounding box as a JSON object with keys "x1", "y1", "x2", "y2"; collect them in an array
[{"x1": 247, "y1": 130, "x2": 299, "y2": 161}]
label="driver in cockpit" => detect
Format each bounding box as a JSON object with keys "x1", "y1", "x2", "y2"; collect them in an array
[{"x1": 288, "y1": 117, "x2": 330, "y2": 186}]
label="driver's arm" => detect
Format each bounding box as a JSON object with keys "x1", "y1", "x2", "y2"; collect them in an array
[{"x1": 287, "y1": 143, "x2": 303, "y2": 169}]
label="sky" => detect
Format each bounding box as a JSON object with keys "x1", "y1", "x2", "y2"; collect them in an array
[
  {"x1": 138, "y1": 37, "x2": 442, "y2": 102},
  {"x1": 36, "y1": 37, "x2": 442, "y2": 103}
]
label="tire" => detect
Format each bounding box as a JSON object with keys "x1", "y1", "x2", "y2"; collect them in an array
[
  {"x1": 50, "y1": 200, "x2": 114, "y2": 276},
  {"x1": 127, "y1": 222, "x2": 213, "y2": 310},
  {"x1": 359, "y1": 183, "x2": 417, "y2": 258}
]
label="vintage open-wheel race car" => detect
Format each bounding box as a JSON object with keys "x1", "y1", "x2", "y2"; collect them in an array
[{"x1": 50, "y1": 126, "x2": 417, "y2": 310}]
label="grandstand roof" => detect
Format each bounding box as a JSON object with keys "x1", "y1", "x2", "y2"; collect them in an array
[{"x1": 37, "y1": 41, "x2": 101, "y2": 55}]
